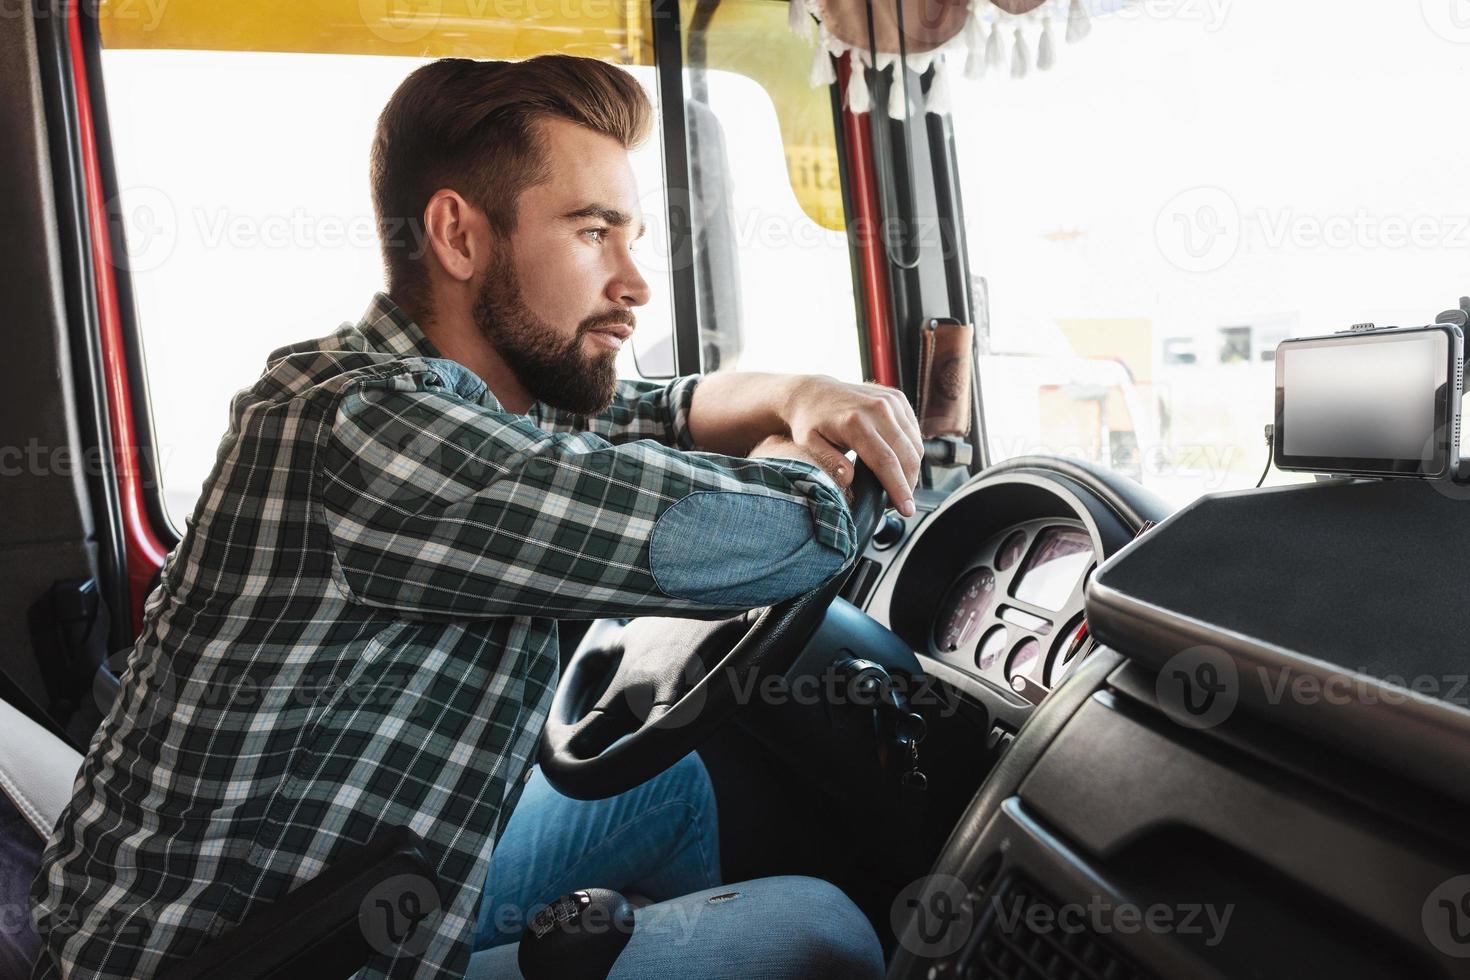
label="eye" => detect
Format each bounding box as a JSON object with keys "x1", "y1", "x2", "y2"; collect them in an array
[{"x1": 582, "y1": 228, "x2": 609, "y2": 244}]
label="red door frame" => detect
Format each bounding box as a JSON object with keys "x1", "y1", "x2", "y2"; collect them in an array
[{"x1": 66, "y1": 6, "x2": 168, "y2": 634}]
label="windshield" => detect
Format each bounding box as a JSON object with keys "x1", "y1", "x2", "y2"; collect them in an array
[{"x1": 949, "y1": 2, "x2": 1470, "y2": 507}]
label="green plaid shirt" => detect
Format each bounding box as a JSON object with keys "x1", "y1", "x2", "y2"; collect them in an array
[{"x1": 30, "y1": 294, "x2": 854, "y2": 979}]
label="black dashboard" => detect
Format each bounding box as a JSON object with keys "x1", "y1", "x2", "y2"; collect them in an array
[{"x1": 866, "y1": 462, "x2": 1470, "y2": 980}]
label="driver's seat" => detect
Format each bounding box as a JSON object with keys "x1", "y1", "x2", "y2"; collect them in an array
[
  {"x1": 0, "y1": 695, "x2": 439, "y2": 979},
  {"x1": 0, "y1": 695, "x2": 79, "y2": 977}
]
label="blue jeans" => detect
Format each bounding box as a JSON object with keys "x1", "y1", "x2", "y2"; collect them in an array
[{"x1": 466, "y1": 754, "x2": 884, "y2": 979}]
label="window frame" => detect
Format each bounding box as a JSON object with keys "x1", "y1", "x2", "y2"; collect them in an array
[
  {"x1": 80, "y1": 8, "x2": 175, "y2": 566},
  {"x1": 36, "y1": 4, "x2": 168, "y2": 642},
  {"x1": 651, "y1": 0, "x2": 703, "y2": 378}
]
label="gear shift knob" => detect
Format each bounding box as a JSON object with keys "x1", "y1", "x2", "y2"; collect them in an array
[{"x1": 517, "y1": 888, "x2": 636, "y2": 980}]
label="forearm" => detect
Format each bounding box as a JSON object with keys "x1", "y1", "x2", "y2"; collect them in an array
[
  {"x1": 684, "y1": 371, "x2": 801, "y2": 455},
  {"x1": 324, "y1": 381, "x2": 856, "y2": 619}
]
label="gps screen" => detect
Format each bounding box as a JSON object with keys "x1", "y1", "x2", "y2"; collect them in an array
[{"x1": 1279, "y1": 331, "x2": 1448, "y2": 464}]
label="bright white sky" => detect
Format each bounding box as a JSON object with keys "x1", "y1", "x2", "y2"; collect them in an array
[
  {"x1": 950, "y1": 0, "x2": 1470, "y2": 500},
  {"x1": 954, "y1": 0, "x2": 1470, "y2": 353}
]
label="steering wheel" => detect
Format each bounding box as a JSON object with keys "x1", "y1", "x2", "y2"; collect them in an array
[{"x1": 538, "y1": 463, "x2": 888, "y2": 800}]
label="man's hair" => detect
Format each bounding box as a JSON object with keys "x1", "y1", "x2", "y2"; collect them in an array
[{"x1": 370, "y1": 55, "x2": 652, "y2": 320}]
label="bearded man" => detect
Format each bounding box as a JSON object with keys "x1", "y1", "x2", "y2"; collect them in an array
[{"x1": 30, "y1": 55, "x2": 921, "y2": 980}]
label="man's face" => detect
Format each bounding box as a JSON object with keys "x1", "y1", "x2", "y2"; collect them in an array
[{"x1": 472, "y1": 115, "x2": 650, "y2": 416}]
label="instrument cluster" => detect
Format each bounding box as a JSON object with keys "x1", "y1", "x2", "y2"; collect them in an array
[{"x1": 929, "y1": 518, "x2": 1096, "y2": 700}]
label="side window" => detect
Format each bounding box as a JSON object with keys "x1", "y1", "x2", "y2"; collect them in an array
[
  {"x1": 679, "y1": 0, "x2": 863, "y2": 382},
  {"x1": 99, "y1": 9, "x2": 675, "y2": 528}
]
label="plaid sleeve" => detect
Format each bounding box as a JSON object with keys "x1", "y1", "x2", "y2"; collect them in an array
[
  {"x1": 319, "y1": 371, "x2": 854, "y2": 620},
  {"x1": 531, "y1": 374, "x2": 702, "y2": 449}
]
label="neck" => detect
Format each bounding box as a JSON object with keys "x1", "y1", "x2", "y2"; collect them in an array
[
  {"x1": 410, "y1": 298, "x2": 533, "y2": 415},
  {"x1": 431, "y1": 330, "x2": 534, "y2": 415}
]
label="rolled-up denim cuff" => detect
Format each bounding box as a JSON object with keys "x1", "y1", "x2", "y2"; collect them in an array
[{"x1": 649, "y1": 490, "x2": 846, "y2": 606}]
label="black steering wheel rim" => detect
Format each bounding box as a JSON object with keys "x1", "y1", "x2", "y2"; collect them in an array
[{"x1": 538, "y1": 463, "x2": 887, "y2": 800}]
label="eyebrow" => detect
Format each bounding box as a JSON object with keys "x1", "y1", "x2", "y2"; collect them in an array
[{"x1": 562, "y1": 204, "x2": 647, "y2": 240}]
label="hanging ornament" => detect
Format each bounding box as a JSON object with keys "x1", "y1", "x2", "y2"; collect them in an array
[
  {"x1": 1038, "y1": 16, "x2": 1056, "y2": 69},
  {"x1": 925, "y1": 58, "x2": 953, "y2": 115},
  {"x1": 985, "y1": 17, "x2": 1006, "y2": 70},
  {"x1": 810, "y1": 42, "x2": 837, "y2": 87},
  {"x1": 786, "y1": 0, "x2": 1102, "y2": 98},
  {"x1": 788, "y1": 0, "x2": 814, "y2": 41},
  {"x1": 963, "y1": 11, "x2": 986, "y2": 80},
  {"x1": 846, "y1": 58, "x2": 872, "y2": 114},
  {"x1": 1066, "y1": 0, "x2": 1092, "y2": 42},
  {"x1": 887, "y1": 62, "x2": 909, "y2": 121},
  {"x1": 1010, "y1": 26, "x2": 1029, "y2": 77}
]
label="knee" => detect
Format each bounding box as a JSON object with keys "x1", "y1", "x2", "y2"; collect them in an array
[
  {"x1": 749, "y1": 876, "x2": 885, "y2": 980},
  {"x1": 667, "y1": 752, "x2": 713, "y2": 801}
]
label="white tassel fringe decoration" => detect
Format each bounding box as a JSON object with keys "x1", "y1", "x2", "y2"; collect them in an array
[
  {"x1": 1038, "y1": 17, "x2": 1056, "y2": 70},
  {"x1": 963, "y1": 12, "x2": 986, "y2": 79},
  {"x1": 846, "y1": 60, "x2": 872, "y2": 114},
  {"x1": 887, "y1": 63, "x2": 908, "y2": 120},
  {"x1": 1066, "y1": 0, "x2": 1092, "y2": 42},
  {"x1": 798, "y1": 1, "x2": 1090, "y2": 99},
  {"x1": 810, "y1": 43, "x2": 837, "y2": 87},
  {"x1": 985, "y1": 18, "x2": 1006, "y2": 70},
  {"x1": 788, "y1": 0, "x2": 814, "y2": 41},
  {"x1": 1010, "y1": 27, "x2": 1029, "y2": 78},
  {"x1": 925, "y1": 59, "x2": 953, "y2": 115}
]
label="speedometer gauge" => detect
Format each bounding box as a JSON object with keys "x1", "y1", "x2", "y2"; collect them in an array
[{"x1": 934, "y1": 567, "x2": 997, "y2": 653}]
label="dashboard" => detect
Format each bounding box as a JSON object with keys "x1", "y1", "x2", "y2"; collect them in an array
[{"x1": 879, "y1": 467, "x2": 1470, "y2": 980}]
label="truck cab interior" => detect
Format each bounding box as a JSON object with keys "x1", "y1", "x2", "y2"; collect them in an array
[{"x1": 4, "y1": 1, "x2": 1470, "y2": 978}]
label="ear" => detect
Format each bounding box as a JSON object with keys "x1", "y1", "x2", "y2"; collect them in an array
[{"x1": 423, "y1": 189, "x2": 492, "y2": 284}]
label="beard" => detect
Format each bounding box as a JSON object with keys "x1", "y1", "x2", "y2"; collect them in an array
[{"x1": 471, "y1": 245, "x2": 631, "y2": 416}]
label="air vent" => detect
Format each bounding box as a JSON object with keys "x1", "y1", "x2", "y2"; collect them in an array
[{"x1": 960, "y1": 874, "x2": 1152, "y2": 980}]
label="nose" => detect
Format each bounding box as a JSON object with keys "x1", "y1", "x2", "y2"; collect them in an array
[{"x1": 608, "y1": 247, "x2": 650, "y2": 309}]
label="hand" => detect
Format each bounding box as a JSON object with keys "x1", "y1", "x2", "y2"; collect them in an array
[{"x1": 779, "y1": 377, "x2": 923, "y2": 516}]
